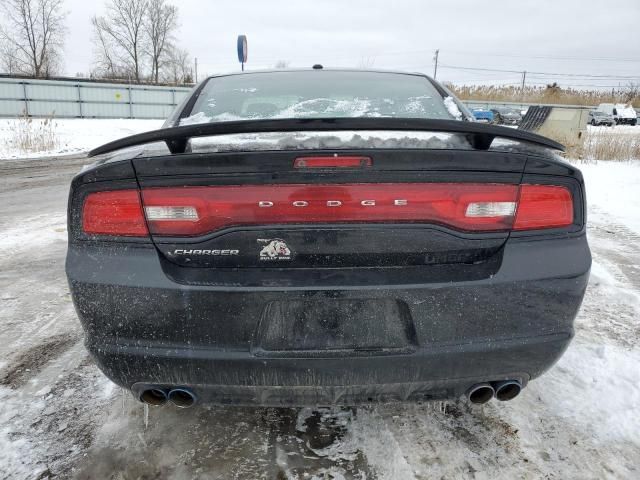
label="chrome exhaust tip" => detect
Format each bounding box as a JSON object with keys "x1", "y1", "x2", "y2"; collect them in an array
[
  {"x1": 139, "y1": 388, "x2": 168, "y2": 406},
  {"x1": 493, "y1": 380, "x2": 522, "y2": 401},
  {"x1": 168, "y1": 388, "x2": 197, "y2": 408},
  {"x1": 467, "y1": 383, "x2": 495, "y2": 404}
]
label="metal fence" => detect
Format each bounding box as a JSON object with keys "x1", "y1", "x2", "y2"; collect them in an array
[
  {"x1": 0, "y1": 77, "x2": 192, "y2": 119},
  {"x1": 0, "y1": 76, "x2": 596, "y2": 120}
]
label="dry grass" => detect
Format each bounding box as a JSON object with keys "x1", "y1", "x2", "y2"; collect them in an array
[
  {"x1": 450, "y1": 83, "x2": 640, "y2": 160},
  {"x1": 10, "y1": 111, "x2": 59, "y2": 153},
  {"x1": 449, "y1": 84, "x2": 640, "y2": 108},
  {"x1": 579, "y1": 129, "x2": 640, "y2": 161}
]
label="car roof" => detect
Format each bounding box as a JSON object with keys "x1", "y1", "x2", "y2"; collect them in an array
[{"x1": 205, "y1": 68, "x2": 434, "y2": 81}]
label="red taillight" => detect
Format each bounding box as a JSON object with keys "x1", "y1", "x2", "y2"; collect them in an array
[
  {"x1": 294, "y1": 156, "x2": 372, "y2": 168},
  {"x1": 514, "y1": 185, "x2": 573, "y2": 230},
  {"x1": 82, "y1": 190, "x2": 148, "y2": 236},
  {"x1": 81, "y1": 184, "x2": 574, "y2": 237},
  {"x1": 141, "y1": 183, "x2": 521, "y2": 236}
]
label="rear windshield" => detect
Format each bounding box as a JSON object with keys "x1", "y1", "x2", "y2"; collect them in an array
[{"x1": 182, "y1": 71, "x2": 457, "y2": 124}]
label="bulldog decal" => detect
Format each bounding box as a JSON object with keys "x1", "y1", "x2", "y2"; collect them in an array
[{"x1": 258, "y1": 239, "x2": 292, "y2": 261}]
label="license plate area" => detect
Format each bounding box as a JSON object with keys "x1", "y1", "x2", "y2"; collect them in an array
[{"x1": 252, "y1": 298, "x2": 417, "y2": 356}]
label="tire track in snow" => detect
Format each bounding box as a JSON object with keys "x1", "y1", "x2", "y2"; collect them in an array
[
  {"x1": 356, "y1": 403, "x2": 531, "y2": 480},
  {"x1": 583, "y1": 214, "x2": 640, "y2": 347},
  {"x1": 589, "y1": 209, "x2": 640, "y2": 291},
  {"x1": 0, "y1": 333, "x2": 79, "y2": 388}
]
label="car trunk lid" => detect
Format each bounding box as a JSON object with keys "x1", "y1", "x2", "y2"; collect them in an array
[{"x1": 132, "y1": 148, "x2": 525, "y2": 270}]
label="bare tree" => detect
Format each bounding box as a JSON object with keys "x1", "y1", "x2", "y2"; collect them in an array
[
  {"x1": 164, "y1": 46, "x2": 192, "y2": 85},
  {"x1": 91, "y1": 17, "x2": 120, "y2": 78},
  {"x1": 92, "y1": 0, "x2": 148, "y2": 82},
  {"x1": 274, "y1": 60, "x2": 289, "y2": 69},
  {"x1": 0, "y1": 0, "x2": 68, "y2": 77},
  {"x1": 621, "y1": 82, "x2": 640, "y2": 104},
  {"x1": 0, "y1": 42, "x2": 21, "y2": 74},
  {"x1": 145, "y1": 0, "x2": 178, "y2": 84}
]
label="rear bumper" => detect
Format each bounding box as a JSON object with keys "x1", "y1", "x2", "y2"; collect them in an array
[
  {"x1": 122, "y1": 333, "x2": 568, "y2": 406},
  {"x1": 67, "y1": 234, "x2": 590, "y2": 405}
]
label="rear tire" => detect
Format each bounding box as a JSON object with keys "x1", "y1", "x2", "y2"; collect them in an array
[{"x1": 591, "y1": 119, "x2": 596, "y2": 126}]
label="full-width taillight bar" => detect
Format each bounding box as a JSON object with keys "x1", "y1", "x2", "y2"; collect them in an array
[{"x1": 81, "y1": 183, "x2": 574, "y2": 237}]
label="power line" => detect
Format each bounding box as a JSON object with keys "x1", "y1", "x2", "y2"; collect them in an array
[
  {"x1": 439, "y1": 64, "x2": 640, "y2": 80},
  {"x1": 188, "y1": 53, "x2": 640, "y2": 91},
  {"x1": 438, "y1": 64, "x2": 523, "y2": 74},
  {"x1": 525, "y1": 81, "x2": 631, "y2": 88},
  {"x1": 243, "y1": 48, "x2": 640, "y2": 65},
  {"x1": 444, "y1": 50, "x2": 640, "y2": 63}
]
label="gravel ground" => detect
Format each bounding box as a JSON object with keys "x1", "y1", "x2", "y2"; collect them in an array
[{"x1": 0, "y1": 155, "x2": 639, "y2": 480}]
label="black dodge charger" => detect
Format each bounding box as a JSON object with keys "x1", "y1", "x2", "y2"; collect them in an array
[{"x1": 66, "y1": 69, "x2": 591, "y2": 408}]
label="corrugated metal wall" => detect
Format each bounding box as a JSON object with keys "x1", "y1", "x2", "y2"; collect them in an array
[
  {"x1": 0, "y1": 77, "x2": 594, "y2": 120},
  {"x1": 0, "y1": 77, "x2": 192, "y2": 119}
]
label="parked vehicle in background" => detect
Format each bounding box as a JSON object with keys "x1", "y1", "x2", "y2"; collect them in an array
[
  {"x1": 588, "y1": 110, "x2": 614, "y2": 126},
  {"x1": 491, "y1": 107, "x2": 522, "y2": 125},
  {"x1": 471, "y1": 108, "x2": 494, "y2": 123},
  {"x1": 66, "y1": 69, "x2": 590, "y2": 409},
  {"x1": 597, "y1": 103, "x2": 638, "y2": 125}
]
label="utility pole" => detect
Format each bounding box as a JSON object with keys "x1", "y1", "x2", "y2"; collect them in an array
[
  {"x1": 433, "y1": 49, "x2": 439, "y2": 79},
  {"x1": 521, "y1": 70, "x2": 527, "y2": 91},
  {"x1": 194, "y1": 57, "x2": 198, "y2": 83}
]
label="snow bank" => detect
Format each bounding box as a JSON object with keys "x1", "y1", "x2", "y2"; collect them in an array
[
  {"x1": 0, "y1": 119, "x2": 163, "y2": 160},
  {"x1": 587, "y1": 124, "x2": 639, "y2": 135},
  {"x1": 534, "y1": 339, "x2": 640, "y2": 443},
  {"x1": 575, "y1": 160, "x2": 640, "y2": 234}
]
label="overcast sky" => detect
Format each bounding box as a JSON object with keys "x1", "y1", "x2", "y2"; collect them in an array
[{"x1": 62, "y1": 0, "x2": 640, "y2": 88}]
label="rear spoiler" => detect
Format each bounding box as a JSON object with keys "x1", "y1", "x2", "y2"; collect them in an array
[{"x1": 88, "y1": 117, "x2": 565, "y2": 157}]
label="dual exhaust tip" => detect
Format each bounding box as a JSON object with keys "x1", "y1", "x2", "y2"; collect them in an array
[
  {"x1": 139, "y1": 387, "x2": 197, "y2": 408},
  {"x1": 140, "y1": 382, "x2": 519, "y2": 407},
  {"x1": 467, "y1": 380, "x2": 522, "y2": 404}
]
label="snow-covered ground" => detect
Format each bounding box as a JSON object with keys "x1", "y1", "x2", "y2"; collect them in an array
[
  {"x1": 580, "y1": 160, "x2": 640, "y2": 234},
  {"x1": 0, "y1": 130, "x2": 639, "y2": 478},
  {"x1": 588, "y1": 124, "x2": 639, "y2": 135},
  {"x1": 0, "y1": 119, "x2": 163, "y2": 160}
]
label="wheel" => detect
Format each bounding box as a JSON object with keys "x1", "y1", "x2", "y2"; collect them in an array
[{"x1": 591, "y1": 119, "x2": 596, "y2": 126}]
